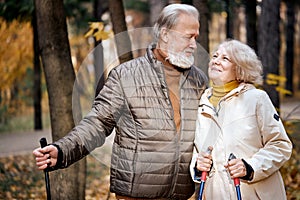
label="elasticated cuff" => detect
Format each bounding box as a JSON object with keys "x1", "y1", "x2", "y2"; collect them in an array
[
  {"x1": 47, "y1": 143, "x2": 63, "y2": 171},
  {"x1": 241, "y1": 159, "x2": 254, "y2": 181}
]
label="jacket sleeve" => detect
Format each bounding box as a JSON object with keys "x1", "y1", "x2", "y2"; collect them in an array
[
  {"x1": 245, "y1": 91, "x2": 292, "y2": 183},
  {"x1": 53, "y1": 68, "x2": 125, "y2": 168},
  {"x1": 190, "y1": 147, "x2": 201, "y2": 183}
]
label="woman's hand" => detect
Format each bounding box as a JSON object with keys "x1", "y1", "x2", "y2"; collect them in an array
[
  {"x1": 196, "y1": 146, "x2": 213, "y2": 172},
  {"x1": 224, "y1": 158, "x2": 247, "y2": 179},
  {"x1": 32, "y1": 145, "x2": 58, "y2": 170}
]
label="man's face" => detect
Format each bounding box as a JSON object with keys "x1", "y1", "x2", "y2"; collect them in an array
[{"x1": 166, "y1": 14, "x2": 199, "y2": 68}]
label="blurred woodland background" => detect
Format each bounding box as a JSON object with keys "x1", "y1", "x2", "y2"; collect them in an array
[{"x1": 0, "y1": 0, "x2": 300, "y2": 199}]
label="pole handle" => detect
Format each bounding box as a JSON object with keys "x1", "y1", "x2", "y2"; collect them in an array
[
  {"x1": 201, "y1": 171, "x2": 208, "y2": 181},
  {"x1": 228, "y1": 153, "x2": 241, "y2": 186},
  {"x1": 201, "y1": 147, "x2": 212, "y2": 181},
  {"x1": 39, "y1": 137, "x2": 51, "y2": 200},
  {"x1": 40, "y1": 137, "x2": 48, "y2": 148}
]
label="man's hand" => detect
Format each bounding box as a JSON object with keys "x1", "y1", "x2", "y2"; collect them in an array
[{"x1": 33, "y1": 145, "x2": 58, "y2": 170}]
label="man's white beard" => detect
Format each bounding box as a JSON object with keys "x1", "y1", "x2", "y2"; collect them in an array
[{"x1": 167, "y1": 51, "x2": 194, "y2": 69}]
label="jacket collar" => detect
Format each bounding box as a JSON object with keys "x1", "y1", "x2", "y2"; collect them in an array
[
  {"x1": 199, "y1": 83, "x2": 255, "y2": 116},
  {"x1": 206, "y1": 82, "x2": 255, "y2": 101},
  {"x1": 146, "y1": 43, "x2": 192, "y2": 87}
]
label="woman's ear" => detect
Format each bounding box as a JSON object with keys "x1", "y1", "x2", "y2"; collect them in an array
[{"x1": 160, "y1": 27, "x2": 169, "y2": 43}]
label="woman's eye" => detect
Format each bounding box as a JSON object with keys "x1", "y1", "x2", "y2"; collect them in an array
[{"x1": 223, "y1": 56, "x2": 230, "y2": 61}]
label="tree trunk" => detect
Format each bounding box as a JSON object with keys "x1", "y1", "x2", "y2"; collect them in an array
[
  {"x1": 34, "y1": 0, "x2": 86, "y2": 199},
  {"x1": 169, "y1": 0, "x2": 181, "y2": 4},
  {"x1": 285, "y1": 0, "x2": 295, "y2": 96},
  {"x1": 149, "y1": 0, "x2": 167, "y2": 26},
  {"x1": 245, "y1": 0, "x2": 257, "y2": 52},
  {"x1": 108, "y1": 0, "x2": 133, "y2": 64},
  {"x1": 258, "y1": 0, "x2": 280, "y2": 109},
  {"x1": 94, "y1": 0, "x2": 107, "y2": 96},
  {"x1": 225, "y1": 0, "x2": 233, "y2": 39},
  {"x1": 32, "y1": 9, "x2": 42, "y2": 130},
  {"x1": 194, "y1": 0, "x2": 209, "y2": 52},
  {"x1": 193, "y1": 0, "x2": 210, "y2": 75}
]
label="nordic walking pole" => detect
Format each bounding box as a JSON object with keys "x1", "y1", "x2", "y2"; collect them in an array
[
  {"x1": 40, "y1": 137, "x2": 51, "y2": 200},
  {"x1": 228, "y1": 153, "x2": 242, "y2": 200},
  {"x1": 198, "y1": 147, "x2": 212, "y2": 200}
]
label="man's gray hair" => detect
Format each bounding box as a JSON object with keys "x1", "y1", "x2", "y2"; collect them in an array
[{"x1": 153, "y1": 4, "x2": 199, "y2": 42}]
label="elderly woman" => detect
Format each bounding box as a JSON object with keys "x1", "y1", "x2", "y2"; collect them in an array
[{"x1": 190, "y1": 39, "x2": 292, "y2": 199}]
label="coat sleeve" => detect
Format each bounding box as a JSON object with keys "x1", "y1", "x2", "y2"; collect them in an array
[
  {"x1": 190, "y1": 147, "x2": 201, "y2": 183},
  {"x1": 53, "y1": 68, "x2": 125, "y2": 168},
  {"x1": 190, "y1": 108, "x2": 203, "y2": 184},
  {"x1": 246, "y1": 91, "x2": 292, "y2": 183}
]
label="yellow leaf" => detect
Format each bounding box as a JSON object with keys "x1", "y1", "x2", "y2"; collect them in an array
[
  {"x1": 275, "y1": 87, "x2": 292, "y2": 95},
  {"x1": 266, "y1": 79, "x2": 278, "y2": 85},
  {"x1": 94, "y1": 31, "x2": 111, "y2": 41},
  {"x1": 84, "y1": 22, "x2": 111, "y2": 41},
  {"x1": 84, "y1": 29, "x2": 94, "y2": 38},
  {"x1": 267, "y1": 73, "x2": 287, "y2": 82},
  {"x1": 90, "y1": 22, "x2": 104, "y2": 30},
  {"x1": 85, "y1": 22, "x2": 105, "y2": 38}
]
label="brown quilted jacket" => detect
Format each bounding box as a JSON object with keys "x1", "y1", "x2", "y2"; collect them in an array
[{"x1": 54, "y1": 44, "x2": 208, "y2": 199}]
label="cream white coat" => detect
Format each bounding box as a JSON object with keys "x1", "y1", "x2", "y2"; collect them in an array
[{"x1": 190, "y1": 83, "x2": 292, "y2": 200}]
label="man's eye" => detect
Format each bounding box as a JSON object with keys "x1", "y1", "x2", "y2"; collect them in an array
[
  {"x1": 183, "y1": 35, "x2": 197, "y2": 41},
  {"x1": 183, "y1": 36, "x2": 192, "y2": 40}
]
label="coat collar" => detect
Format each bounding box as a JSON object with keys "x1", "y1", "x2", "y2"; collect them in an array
[
  {"x1": 205, "y1": 83, "x2": 255, "y2": 101},
  {"x1": 146, "y1": 43, "x2": 193, "y2": 87},
  {"x1": 199, "y1": 83, "x2": 256, "y2": 116}
]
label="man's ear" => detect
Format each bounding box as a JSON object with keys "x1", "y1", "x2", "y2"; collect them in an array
[{"x1": 160, "y1": 27, "x2": 169, "y2": 43}]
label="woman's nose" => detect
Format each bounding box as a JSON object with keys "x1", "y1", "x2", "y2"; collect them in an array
[{"x1": 213, "y1": 57, "x2": 221, "y2": 64}]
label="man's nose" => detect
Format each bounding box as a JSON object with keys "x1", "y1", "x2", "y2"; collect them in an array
[{"x1": 190, "y1": 37, "x2": 197, "y2": 49}]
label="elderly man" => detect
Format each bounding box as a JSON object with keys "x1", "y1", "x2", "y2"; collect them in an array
[{"x1": 33, "y1": 4, "x2": 207, "y2": 199}]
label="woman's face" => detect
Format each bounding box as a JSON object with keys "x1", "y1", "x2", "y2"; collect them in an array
[{"x1": 208, "y1": 46, "x2": 237, "y2": 85}]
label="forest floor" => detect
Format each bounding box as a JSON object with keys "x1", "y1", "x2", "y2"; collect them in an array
[{"x1": 0, "y1": 96, "x2": 299, "y2": 199}]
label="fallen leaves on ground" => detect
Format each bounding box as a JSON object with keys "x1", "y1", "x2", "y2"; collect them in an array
[
  {"x1": 0, "y1": 149, "x2": 299, "y2": 199},
  {"x1": 0, "y1": 154, "x2": 115, "y2": 200}
]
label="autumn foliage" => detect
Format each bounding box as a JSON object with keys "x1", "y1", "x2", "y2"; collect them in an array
[{"x1": 0, "y1": 18, "x2": 33, "y2": 123}]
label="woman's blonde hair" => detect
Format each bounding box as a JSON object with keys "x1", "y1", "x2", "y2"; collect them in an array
[{"x1": 211, "y1": 39, "x2": 263, "y2": 85}]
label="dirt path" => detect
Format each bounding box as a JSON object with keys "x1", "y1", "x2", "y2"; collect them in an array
[
  {"x1": 280, "y1": 98, "x2": 300, "y2": 121},
  {"x1": 0, "y1": 129, "x2": 52, "y2": 158}
]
